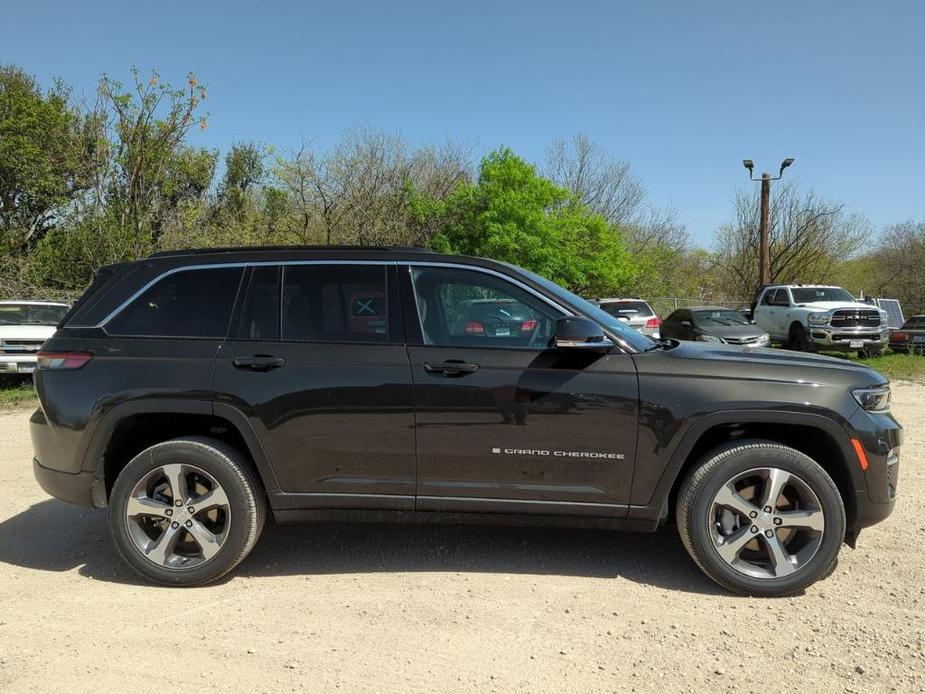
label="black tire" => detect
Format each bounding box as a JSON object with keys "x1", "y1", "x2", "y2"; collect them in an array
[
  {"x1": 109, "y1": 436, "x2": 266, "y2": 586},
  {"x1": 676, "y1": 440, "x2": 845, "y2": 597},
  {"x1": 789, "y1": 324, "x2": 810, "y2": 352}
]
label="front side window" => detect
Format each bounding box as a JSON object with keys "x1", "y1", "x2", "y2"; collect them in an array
[
  {"x1": 107, "y1": 267, "x2": 243, "y2": 338},
  {"x1": 411, "y1": 267, "x2": 559, "y2": 348},
  {"x1": 281, "y1": 264, "x2": 389, "y2": 343}
]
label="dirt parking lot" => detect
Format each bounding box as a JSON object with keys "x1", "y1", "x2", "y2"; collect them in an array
[{"x1": 1, "y1": 385, "x2": 923, "y2": 694}]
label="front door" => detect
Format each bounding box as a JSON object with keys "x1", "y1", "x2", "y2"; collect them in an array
[
  {"x1": 212, "y1": 263, "x2": 415, "y2": 510},
  {"x1": 402, "y1": 265, "x2": 638, "y2": 517}
]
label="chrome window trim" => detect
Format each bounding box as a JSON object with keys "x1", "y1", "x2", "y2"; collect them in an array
[
  {"x1": 81, "y1": 258, "x2": 636, "y2": 352},
  {"x1": 85, "y1": 259, "x2": 577, "y2": 330}
]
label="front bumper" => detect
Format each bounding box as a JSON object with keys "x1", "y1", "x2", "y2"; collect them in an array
[
  {"x1": 0, "y1": 354, "x2": 38, "y2": 374},
  {"x1": 807, "y1": 326, "x2": 888, "y2": 351}
]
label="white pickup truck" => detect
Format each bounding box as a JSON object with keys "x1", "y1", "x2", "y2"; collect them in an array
[
  {"x1": 0, "y1": 301, "x2": 70, "y2": 377},
  {"x1": 753, "y1": 285, "x2": 888, "y2": 356}
]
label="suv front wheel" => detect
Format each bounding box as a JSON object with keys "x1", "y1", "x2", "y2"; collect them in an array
[
  {"x1": 109, "y1": 437, "x2": 267, "y2": 586},
  {"x1": 677, "y1": 441, "x2": 845, "y2": 596}
]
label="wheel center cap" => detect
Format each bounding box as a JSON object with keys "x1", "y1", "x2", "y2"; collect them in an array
[{"x1": 757, "y1": 511, "x2": 774, "y2": 529}]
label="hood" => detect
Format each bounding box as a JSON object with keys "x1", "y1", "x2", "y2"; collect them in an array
[
  {"x1": 0, "y1": 325, "x2": 57, "y2": 341},
  {"x1": 794, "y1": 300, "x2": 879, "y2": 312},
  {"x1": 660, "y1": 340, "x2": 886, "y2": 386}
]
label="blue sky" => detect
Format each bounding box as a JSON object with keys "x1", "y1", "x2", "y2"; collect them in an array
[{"x1": 7, "y1": 1, "x2": 924, "y2": 246}]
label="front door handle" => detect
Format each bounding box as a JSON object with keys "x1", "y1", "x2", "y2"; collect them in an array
[
  {"x1": 423, "y1": 360, "x2": 480, "y2": 377},
  {"x1": 233, "y1": 355, "x2": 286, "y2": 371}
]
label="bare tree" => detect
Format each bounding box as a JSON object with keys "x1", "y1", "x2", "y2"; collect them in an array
[
  {"x1": 866, "y1": 220, "x2": 925, "y2": 313},
  {"x1": 544, "y1": 133, "x2": 688, "y2": 258},
  {"x1": 273, "y1": 128, "x2": 469, "y2": 246},
  {"x1": 714, "y1": 180, "x2": 870, "y2": 299}
]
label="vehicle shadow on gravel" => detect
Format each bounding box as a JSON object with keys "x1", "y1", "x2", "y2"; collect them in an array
[{"x1": 0, "y1": 500, "x2": 724, "y2": 595}]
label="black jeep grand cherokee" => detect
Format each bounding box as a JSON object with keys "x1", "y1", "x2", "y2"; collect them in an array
[{"x1": 31, "y1": 247, "x2": 900, "y2": 595}]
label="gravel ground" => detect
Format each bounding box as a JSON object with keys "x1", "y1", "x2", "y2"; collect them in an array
[{"x1": 0, "y1": 384, "x2": 923, "y2": 694}]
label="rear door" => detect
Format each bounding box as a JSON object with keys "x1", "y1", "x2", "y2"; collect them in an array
[
  {"x1": 402, "y1": 264, "x2": 638, "y2": 516},
  {"x1": 212, "y1": 263, "x2": 415, "y2": 510}
]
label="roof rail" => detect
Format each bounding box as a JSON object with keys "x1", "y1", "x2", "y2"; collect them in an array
[{"x1": 148, "y1": 245, "x2": 436, "y2": 259}]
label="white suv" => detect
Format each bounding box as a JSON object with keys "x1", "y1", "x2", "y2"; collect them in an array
[
  {"x1": 753, "y1": 285, "x2": 888, "y2": 355},
  {"x1": 0, "y1": 301, "x2": 70, "y2": 377},
  {"x1": 594, "y1": 298, "x2": 661, "y2": 338}
]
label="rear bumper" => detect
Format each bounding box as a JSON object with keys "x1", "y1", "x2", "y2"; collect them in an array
[
  {"x1": 0, "y1": 355, "x2": 37, "y2": 374},
  {"x1": 807, "y1": 326, "x2": 888, "y2": 350},
  {"x1": 33, "y1": 458, "x2": 98, "y2": 507}
]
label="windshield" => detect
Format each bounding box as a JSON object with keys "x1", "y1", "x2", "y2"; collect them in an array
[
  {"x1": 504, "y1": 264, "x2": 655, "y2": 351},
  {"x1": 790, "y1": 287, "x2": 855, "y2": 304},
  {"x1": 0, "y1": 303, "x2": 69, "y2": 326},
  {"x1": 693, "y1": 309, "x2": 750, "y2": 327}
]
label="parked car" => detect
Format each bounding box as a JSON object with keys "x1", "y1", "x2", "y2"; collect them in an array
[
  {"x1": 594, "y1": 297, "x2": 661, "y2": 337},
  {"x1": 31, "y1": 247, "x2": 900, "y2": 596},
  {"x1": 0, "y1": 301, "x2": 70, "y2": 378},
  {"x1": 753, "y1": 285, "x2": 889, "y2": 356},
  {"x1": 661, "y1": 306, "x2": 770, "y2": 347},
  {"x1": 459, "y1": 298, "x2": 539, "y2": 338},
  {"x1": 889, "y1": 315, "x2": 925, "y2": 354}
]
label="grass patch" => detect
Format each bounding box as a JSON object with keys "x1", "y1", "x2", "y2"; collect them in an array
[
  {"x1": 0, "y1": 380, "x2": 38, "y2": 410},
  {"x1": 824, "y1": 350, "x2": 925, "y2": 382}
]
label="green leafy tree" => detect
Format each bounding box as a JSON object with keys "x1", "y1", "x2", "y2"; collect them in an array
[
  {"x1": 424, "y1": 148, "x2": 636, "y2": 295},
  {"x1": 0, "y1": 65, "x2": 88, "y2": 250}
]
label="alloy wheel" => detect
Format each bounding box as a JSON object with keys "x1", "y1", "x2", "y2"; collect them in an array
[
  {"x1": 709, "y1": 467, "x2": 825, "y2": 579},
  {"x1": 124, "y1": 463, "x2": 231, "y2": 569}
]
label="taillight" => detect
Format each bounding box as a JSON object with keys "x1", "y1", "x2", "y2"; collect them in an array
[
  {"x1": 521, "y1": 319, "x2": 537, "y2": 332},
  {"x1": 464, "y1": 321, "x2": 485, "y2": 334},
  {"x1": 645, "y1": 316, "x2": 662, "y2": 329},
  {"x1": 36, "y1": 351, "x2": 92, "y2": 370},
  {"x1": 892, "y1": 332, "x2": 908, "y2": 342}
]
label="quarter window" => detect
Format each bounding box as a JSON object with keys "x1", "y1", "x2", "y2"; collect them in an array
[
  {"x1": 281, "y1": 265, "x2": 389, "y2": 342},
  {"x1": 106, "y1": 267, "x2": 243, "y2": 338},
  {"x1": 410, "y1": 267, "x2": 559, "y2": 348}
]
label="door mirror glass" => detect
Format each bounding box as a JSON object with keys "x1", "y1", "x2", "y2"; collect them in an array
[{"x1": 553, "y1": 317, "x2": 613, "y2": 351}]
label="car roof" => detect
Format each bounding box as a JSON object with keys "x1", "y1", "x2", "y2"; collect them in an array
[
  {"x1": 688, "y1": 306, "x2": 743, "y2": 312},
  {"x1": 596, "y1": 297, "x2": 645, "y2": 302}
]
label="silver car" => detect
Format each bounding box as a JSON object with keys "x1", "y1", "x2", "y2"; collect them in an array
[{"x1": 595, "y1": 298, "x2": 661, "y2": 338}]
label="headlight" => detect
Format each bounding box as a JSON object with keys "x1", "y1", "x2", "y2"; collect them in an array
[
  {"x1": 697, "y1": 334, "x2": 724, "y2": 343},
  {"x1": 808, "y1": 311, "x2": 833, "y2": 326},
  {"x1": 756, "y1": 333, "x2": 770, "y2": 345},
  {"x1": 852, "y1": 384, "x2": 891, "y2": 413}
]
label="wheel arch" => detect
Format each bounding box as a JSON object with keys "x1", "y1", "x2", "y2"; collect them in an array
[
  {"x1": 85, "y1": 400, "x2": 280, "y2": 507},
  {"x1": 636, "y1": 410, "x2": 864, "y2": 532}
]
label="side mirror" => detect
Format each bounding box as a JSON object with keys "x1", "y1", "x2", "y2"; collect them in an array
[
  {"x1": 680, "y1": 320, "x2": 691, "y2": 328},
  {"x1": 553, "y1": 317, "x2": 613, "y2": 352}
]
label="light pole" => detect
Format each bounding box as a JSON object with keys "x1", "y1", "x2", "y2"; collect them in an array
[{"x1": 743, "y1": 158, "x2": 794, "y2": 287}]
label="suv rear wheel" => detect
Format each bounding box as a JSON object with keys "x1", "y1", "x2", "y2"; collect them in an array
[
  {"x1": 109, "y1": 437, "x2": 266, "y2": 586},
  {"x1": 677, "y1": 440, "x2": 845, "y2": 596}
]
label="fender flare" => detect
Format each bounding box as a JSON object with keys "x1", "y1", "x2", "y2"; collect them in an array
[
  {"x1": 629, "y1": 408, "x2": 863, "y2": 521},
  {"x1": 84, "y1": 398, "x2": 281, "y2": 507}
]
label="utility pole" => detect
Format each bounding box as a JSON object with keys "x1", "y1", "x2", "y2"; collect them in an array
[
  {"x1": 759, "y1": 173, "x2": 771, "y2": 286},
  {"x1": 743, "y1": 158, "x2": 794, "y2": 288}
]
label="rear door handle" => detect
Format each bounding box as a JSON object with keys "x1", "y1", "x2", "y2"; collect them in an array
[
  {"x1": 423, "y1": 360, "x2": 480, "y2": 377},
  {"x1": 232, "y1": 355, "x2": 286, "y2": 371}
]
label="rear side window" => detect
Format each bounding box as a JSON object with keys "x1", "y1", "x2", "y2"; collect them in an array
[
  {"x1": 106, "y1": 267, "x2": 243, "y2": 338},
  {"x1": 281, "y1": 265, "x2": 389, "y2": 343},
  {"x1": 237, "y1": 265, "x2": 281, "y2": 340}
]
